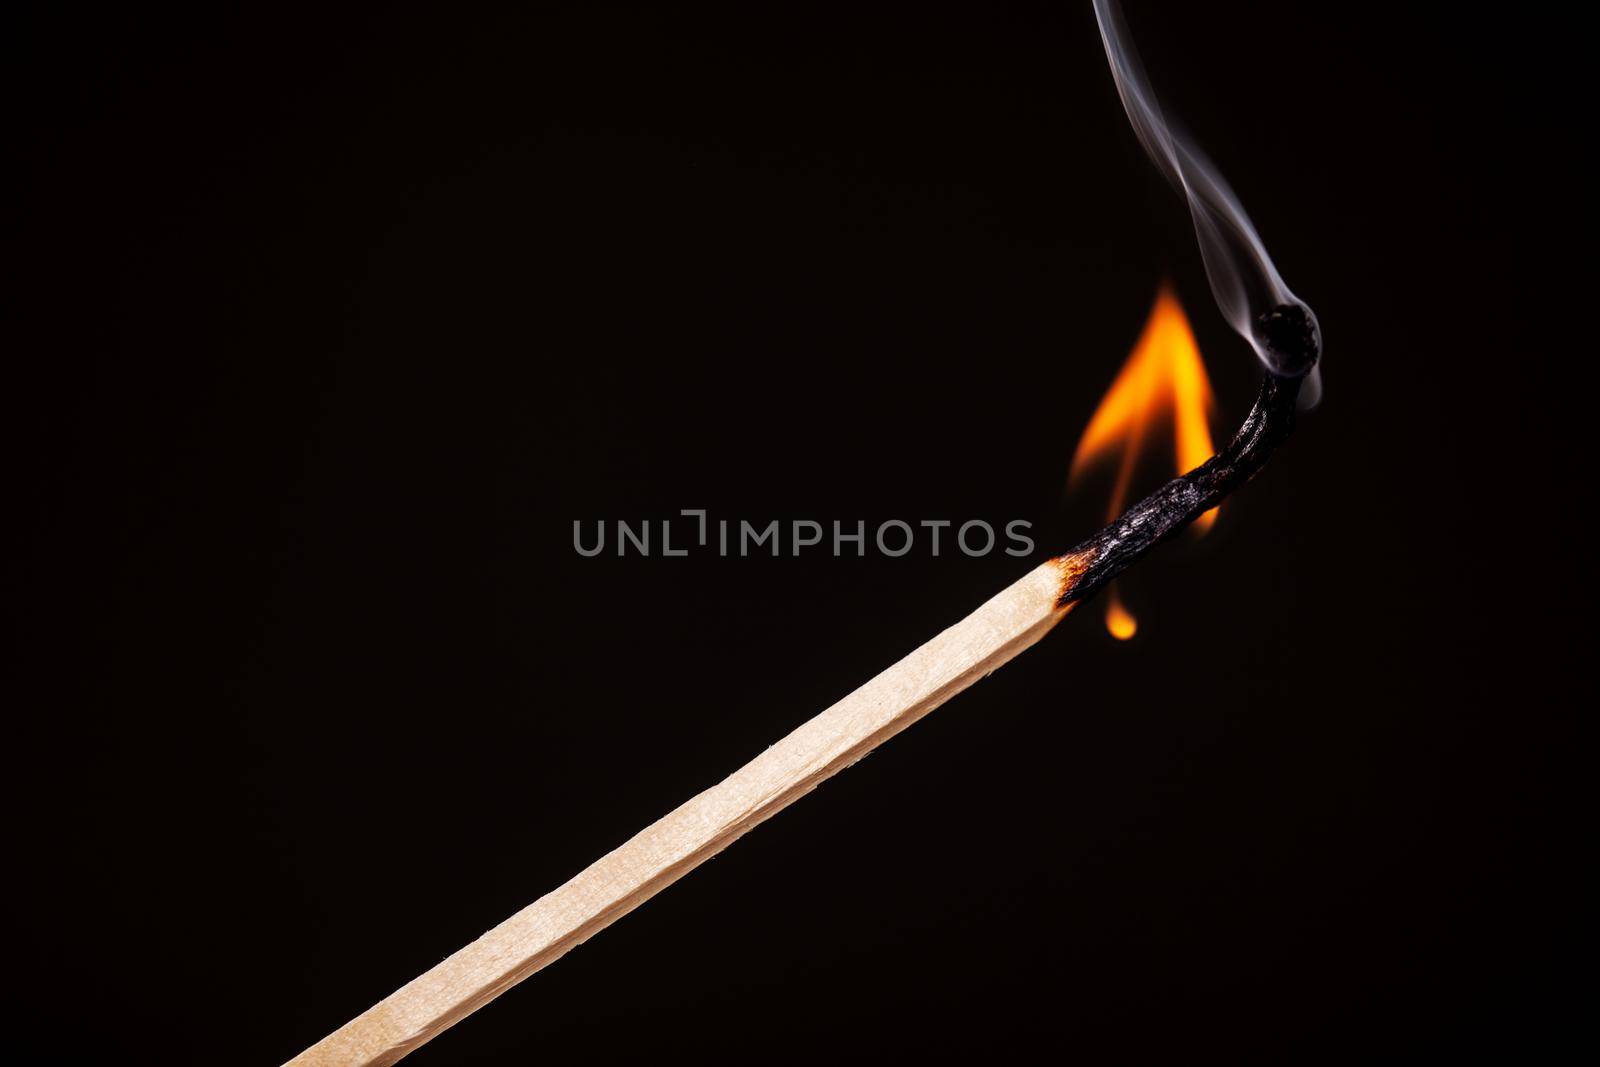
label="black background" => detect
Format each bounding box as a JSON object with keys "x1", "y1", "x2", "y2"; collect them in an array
[{"x1": 13, "y1": 2, "x2": 1590, "y2": 1063}]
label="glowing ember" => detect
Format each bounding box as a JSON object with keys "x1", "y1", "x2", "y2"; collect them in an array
[{"x1": 1071, "y1": 283, "x2": 1218, "y2": 637}]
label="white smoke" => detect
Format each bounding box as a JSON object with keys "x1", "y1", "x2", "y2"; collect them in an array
[{"x1": 1092, "y1": 0, "x2": 1321, "y2": 395}]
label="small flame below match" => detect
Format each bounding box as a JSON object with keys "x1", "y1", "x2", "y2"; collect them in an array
[
  {"x1": 1071, "y1": 283, "x2": 1217, "y2": 638},
  {"x1": 1104, "y1": 589, "x2": 1139, "y2": 641}
]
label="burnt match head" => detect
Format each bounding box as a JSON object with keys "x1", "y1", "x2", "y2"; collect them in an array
[{"x1": 1253, "y1": 302, "x2": 1322, "y2": 377}]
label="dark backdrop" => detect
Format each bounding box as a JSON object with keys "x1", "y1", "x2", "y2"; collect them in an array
[{"x1": 13, "y1": 2, "x2": 1588, "y2": 1063}]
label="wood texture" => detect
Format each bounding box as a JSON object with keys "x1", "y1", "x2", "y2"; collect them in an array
[{"x1": 288, "y1": 554, "x2": 1084, "y2": 1067}]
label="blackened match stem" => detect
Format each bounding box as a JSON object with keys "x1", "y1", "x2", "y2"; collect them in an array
[{"x1": 1056, "y1": 370, "x2": 1304, "y2": 608}]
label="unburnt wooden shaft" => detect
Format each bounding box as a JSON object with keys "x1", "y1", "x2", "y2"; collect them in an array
[{"x1": 289, "y1": 555, "x2": 1084, "y2": 1066}]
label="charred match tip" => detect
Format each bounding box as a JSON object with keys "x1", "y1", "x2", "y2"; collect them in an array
[{"x1": 1254, "y1": 302, "x2": 1322, "y2": 378}]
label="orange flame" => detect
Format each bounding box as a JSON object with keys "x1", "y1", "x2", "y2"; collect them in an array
[
  {"x1": 1104, "y1": 588, "x2": 1139, "y2": 640},
  {"x1": 1071, "y1": 283, "x2": 1217, "y2": 638}
]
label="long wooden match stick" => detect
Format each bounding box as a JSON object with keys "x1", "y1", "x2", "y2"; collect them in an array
[
  {"x1": 289, "y1": 367, "x2": 1312, "y2": 1067},
  {"x1": 289, "y1": 554, "x2": 1085, "y2": 1067}
]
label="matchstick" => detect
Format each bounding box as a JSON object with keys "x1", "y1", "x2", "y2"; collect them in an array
[
  {"x1": 270, "y1": 0, "x2": 1334, "y2": 1055},
  {"x1": 286, "y1": 2, "x2": 1333, "y2": 1055},
  {"x1": 288, "y1": 553, "x2": 1088, "y2": 1067},
  {"x1": 288, "y1": 364, "x2": 1314, "y2": 1067}
]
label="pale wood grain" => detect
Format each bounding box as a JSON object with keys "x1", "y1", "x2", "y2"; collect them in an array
[{"x1": 288, "y1": 554, "x2": 1083, "y2": 1067}]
